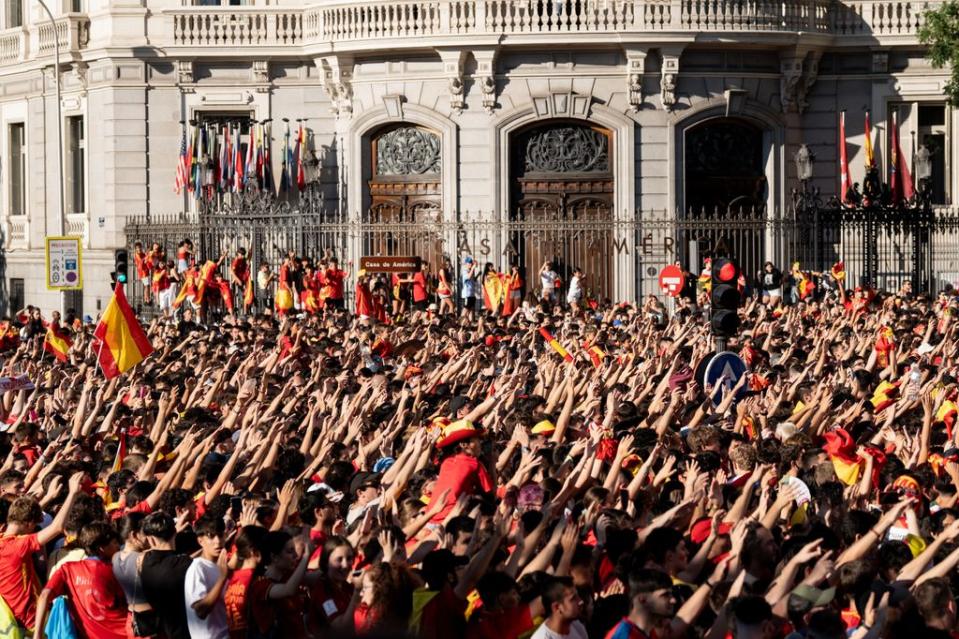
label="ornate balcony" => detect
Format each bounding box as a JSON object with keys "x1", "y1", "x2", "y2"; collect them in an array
[
  {"x1": 0, "y1": 14, "x2": 89, "y2": 68},
  {"x1": 167, "y1": 0, "x2": 939, "y2": 54}
]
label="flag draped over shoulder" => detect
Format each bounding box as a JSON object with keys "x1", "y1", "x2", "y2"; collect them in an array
[
  {"x1": 538, "y1": 327, "x2": 573, "y2": 362},
  {"x1": 43, "y1": 322, "x2": 72, "y2": 362},
  {"x1": 94, "y1": 284, "x2": 154, "y2": 380}
]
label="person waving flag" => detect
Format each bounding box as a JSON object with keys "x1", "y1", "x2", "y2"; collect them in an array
[{"x1": 94, "y1": 283, "x2": 154, "y2": 379}]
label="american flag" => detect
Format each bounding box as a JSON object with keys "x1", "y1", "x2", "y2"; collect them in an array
[{"x1": 175, "y1": 129, "x2": 190, "y2": 194}]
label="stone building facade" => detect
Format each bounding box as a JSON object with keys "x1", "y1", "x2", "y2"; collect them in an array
[{"x1": 0, "y1": 0, "x2": 955, "y2": 313}]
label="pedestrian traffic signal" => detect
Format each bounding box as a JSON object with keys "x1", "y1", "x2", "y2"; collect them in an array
[
  {"x1": 710, "y1": 257, "x2": 740, "y2": 336},
  {"x1": 114, "y1": 249, "x2": 129, "y2": 285}
]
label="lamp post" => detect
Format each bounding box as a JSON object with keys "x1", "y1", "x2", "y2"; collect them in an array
[
  {"x1": 792, "y1": 145, "x2": 821, "y2": 267},
  {"x1": 36, "y1": 0, "x2": 65, "y2": 315},
  {"x1": 913, "y1": 145, "x2": 934, "y2": 291}
]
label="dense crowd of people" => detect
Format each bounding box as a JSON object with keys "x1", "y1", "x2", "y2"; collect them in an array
[{"x1": 3, "y1": 243, "x2": 959, "y2": 639}]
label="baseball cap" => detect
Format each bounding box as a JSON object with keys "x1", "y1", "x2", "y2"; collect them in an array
[{"x1": 349, "y1": 472, "x2": 381, "y2": 495}]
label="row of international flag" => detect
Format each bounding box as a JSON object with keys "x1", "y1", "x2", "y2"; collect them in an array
[
  {"x1": 175, "y1": 119, "x2": 310, "y2": 198},
  {"x1": 838, "y1": 111, "x2": 914, "y2": 206},
  {"x1": 43, "y1": 283, "x2": 154, "y2": 379}
]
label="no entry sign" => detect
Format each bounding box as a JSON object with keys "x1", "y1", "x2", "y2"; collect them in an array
[{"x1": 659, "y1": 264, "x2": 685, "y2": 297}]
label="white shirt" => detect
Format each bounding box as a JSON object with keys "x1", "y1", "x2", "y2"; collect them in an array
[
  {"x1": 530, "y1": 619, "x2": 588, "y2": 639},
  {"x1": 184, "y1": 557, "x2": 229, "y2": 639},
  {"x1": 567, "y1": 275, "x2": 583, "y2": 302},
  {"x1": 541, "y1": 269, "x2": 558, "y2": 291}
]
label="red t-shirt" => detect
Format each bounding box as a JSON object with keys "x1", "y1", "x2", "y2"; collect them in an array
[
  {"x1": 605, "y1": 617, "x2": 656, "y2": 639},
  {"x1": 418, "y1": 587, "x2": 467, "y2": 639},
  {"x1": 465, "y1": 604, "x2": 533, "y2": 639},
  {"x1": 311, "y1": 577, "x2": 353, "y2": 624},
  {"x1": 0, "y1": 533, "x2": 41, "y2": 629},
  {"x1": 231, "y1": 258, "x2": 249, "y2": 284},
  {"x1": 308, "y1": 528, "x2": 327, "y2": 564},
  {"x1": 412, "y1": 272, "x2": 428, "y2": 303},
  {"x1": 224, "y1": 567, "x2": 254, "y2": 639},
  {"x1": 430, "y1": 453, "x2": 494, "y2": 523},
  {"x1": 249, "y1": 576, "x2": 309, "y2": 639},
  {"x1": 325, "y1": 269, "x2": 346, "y2": 300},
  {"x1": 46, "y1": 558, "x2": 128, "y2": 639}
]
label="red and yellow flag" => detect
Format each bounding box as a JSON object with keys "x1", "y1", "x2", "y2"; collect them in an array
[
  {"x1": 822, "y1": 428, "x2": 862, "y2": 485},
  {"x1": 193, "y1": 260, "x2": 218, "y2": 306},
  {"x1": 539, "y1": 327, "x2": 573, "y2": 362},
  {"x1": 831, "y1": 261, "x2": 846, "y2": 282},
  {"x1": 112, "y1": 429, "x2": 127, "y2": 473},
  {"x1": 584, "y1": 341, "x2": 606, "y2": 368},
  {"x1": 483, "y1": 272, "x2": 504, "y2": 311},
  {"x1": 243, "y1": 277, "x2": 254, "y2": 309},
  {"x1": 43, "y1": 322, "x2": 73, "y2": 362},
  {"x1": 94, "y1": 283, "x2": 155, "y2": 380}
]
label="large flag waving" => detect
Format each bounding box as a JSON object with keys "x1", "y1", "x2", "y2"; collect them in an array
[
  {"x1": 839, "y1": 111, "x2": 854, "y2": 206},
  {"x1": 890, "y1": 111, "x2": 915, "y2": 205},
  {"x1": 94, "y1": 283, "x2": 154, "y2": 379},
  {"x1": 43, "y1": 321, "x2": 73, "y2": 362}
]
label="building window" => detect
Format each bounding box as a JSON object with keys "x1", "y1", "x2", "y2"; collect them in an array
[
  {"x1": 70, "y1": 0, "x2": 83, "y2": 12},
  {"x1": 890, "y1": 102, "x2": 952, "y2": 205},
  {"x1": 192, "y1": 0, "x2": 253, "y2": 5},
  {"x1": 7, "y1": 0, "x2": 23, "y2": 28},
  {"x1": 8, "y1": 123, "x2": 25, "y2": 218},
  {"x1": 66, "y1": 116, "x2": 85, "y2": 215},
  {"x1": 9, "y1": 279, "x2": 23, "y2": 316}
]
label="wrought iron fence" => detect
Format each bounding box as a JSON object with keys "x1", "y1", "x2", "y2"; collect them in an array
[{"x1": 125, "y1": 197, "x2": 959, "y2": 314}]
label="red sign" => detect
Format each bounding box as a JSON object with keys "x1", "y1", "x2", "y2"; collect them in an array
[{"x1": 659, "y1": 265, "x2": 685, "y2": 297}]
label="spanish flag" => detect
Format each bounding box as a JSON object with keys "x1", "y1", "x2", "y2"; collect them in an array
[
  {"x1": 243, "y1": 277, "x2": 254, "y2": 310},
  {"x1": 483, "y1": 272, "x2": 504, "y2": 312},
  {"x1": 584, "y1": 341, "x2": 606, "y2": 368},
  {"x1": 94, "y1": 283, "x2": 155, "y2": 380},
  {"x1": 172, "y1": 270, "x2": 196, "y2": 309},
  {"x1": 539, "y1": 327, "x2": 573, "y2": 362},
  {"x1": 501, "y1": 273, "x2": 518, "y2": 317},
  {"x1": 831, "y1": 261, "x2": 846, "y2": 282},
  {"x1": 193, "y1": 260, "x2": 218, "y2": 306},
  {"x1": 43, "y1": 322, "x2": 73, "y2": 362},
  {"x1": 822, "y1": 428, "x2": 863, "y2": 485},
  {"x1": 936, "y1": 399, "x2": 958, "y2": 439},
  {"x1": 111, "y1": 429, "x2": 127, "y2": 473}
]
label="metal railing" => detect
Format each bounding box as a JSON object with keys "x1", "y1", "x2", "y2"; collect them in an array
[{"x1": 124, "y1": 199, "x2": 959, "y2": 311}]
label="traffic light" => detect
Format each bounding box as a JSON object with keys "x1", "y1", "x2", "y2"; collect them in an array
[
  {"x1": 710, "y1": 257, "x2": 741, "y2": 336},
  {"x1": 114, "y1": 249, "x2": 129, "y2": 285}
]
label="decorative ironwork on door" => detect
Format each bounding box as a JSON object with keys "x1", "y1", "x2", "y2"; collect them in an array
[
  {"x1": 368, "y1": 124, "x2": 443, "y2": 271},
  {"x1": 511, "y1": 122, "x2": 615, "y2": 301}
]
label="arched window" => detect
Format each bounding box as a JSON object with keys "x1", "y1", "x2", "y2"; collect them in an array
[{"x1": 684, "y1": 118, "x2": 766, "y2": 216}]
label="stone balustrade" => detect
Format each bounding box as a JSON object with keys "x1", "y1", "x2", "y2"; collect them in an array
[
  {"x1": 0, "y1": 1, "x2": 941, "y2": 67},
  {"x1": 0, "y1": 14, "x2": 88, "y2": 68}
]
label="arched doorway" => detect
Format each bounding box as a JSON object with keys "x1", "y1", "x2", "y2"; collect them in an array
[
  {"x1": 509, "y1": 121, "x2": 615, "y2": 301},
  {"x1": 684, "y1": 118, "x2": 766, "y2": 215},
  {"x1": 682, "y1": 118, "x2": 768, "y2": 277},
  {"x1": 366, "y1": 124, "x2": 444, "y2": 268}
]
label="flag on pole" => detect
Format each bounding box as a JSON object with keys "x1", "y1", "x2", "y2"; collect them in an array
[
  {"x1": 280, "y1": 120, "x2": 291, "y2": 194},
  {"x1": 263, "y1": 120, "x2": 274, "y2": 194},
  {"x1": 296, "y1": 122, "x2": 307, "y2": 190},
  {"x1": 43, "y1": 322, "x2": 73, "y2": 362},
  {"x1": 175, "y1": 127, "x2": 190, "y2": 194},
  {"x1": 863, "y1": 112, "x2": 876, "y2": 171},
  {"x1": 111, "y1": 429, "x2": 127, "y2": 473},
  {"x1": 245, "y1": 122, "x2": 256, "y2": 191},
  {"x1": 890, "y1": 111, "x2": 915, "y2": 205},
  {"x1": 219, "y1": 125, "x2": 230, "y2": 192},
  {"x1": 94, "y1": 284, "x2": 155, "y2": 379},
  {"x1": 538, "y1": 327, "x2": 574, "y2": 362},
  {"x1": 234, "y1": 123, "x2": 244, "y2": 193},
  {"x1": 188, "y1": 123, "x2": 199, "y2": 193},
  {"x1": 839, "y1": 112, "x2": 854, "y2": 206}
]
